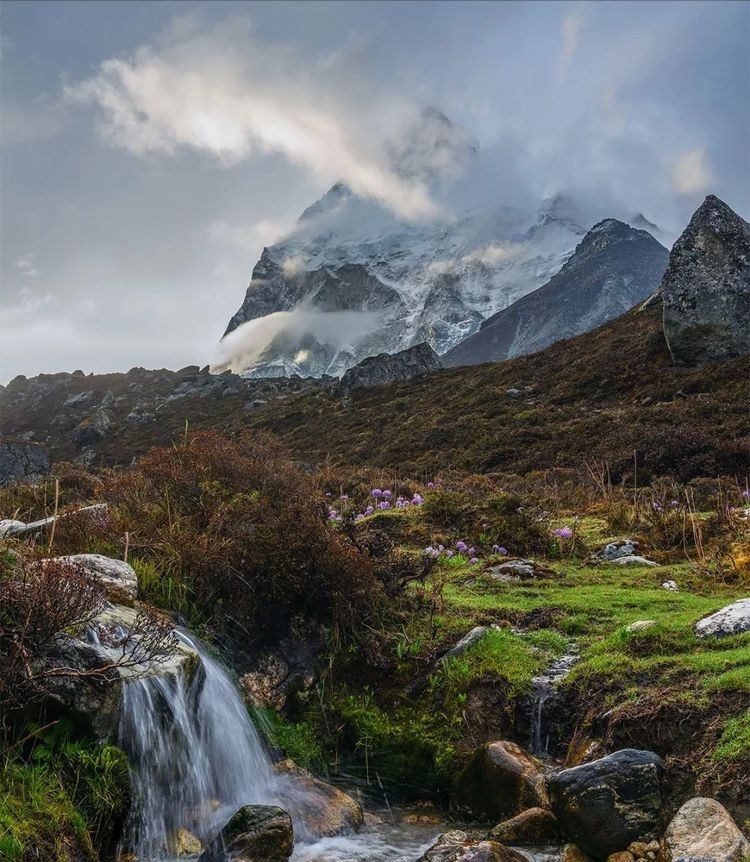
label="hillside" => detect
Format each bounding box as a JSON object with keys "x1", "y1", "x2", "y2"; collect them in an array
[{"x1": 2, "y1": 298, "x2": 747, "y2": 482}]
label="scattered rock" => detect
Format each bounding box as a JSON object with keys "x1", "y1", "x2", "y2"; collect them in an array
[
  {"x1": 199, "y1": 804, "x2": 293, "y2": 862},
  {"x1": 452, "y1": 741, "x2": 548, "y2": 822},
  {"x1": 694, "y1": 599, "x2": 750, "y2": 638},
  {"x1": 53, "y1": 554, "x2": 138, "y2": 602},
  {"x1": 661, "y1": 195, "x2": 750, "y2": 366},
  {"x1": 0, "y1": 437, "x2": 51, "y2": 484},
  {"x1": 625, "y1": 620, "x2": 657, "y2": 633},
  {"x1": 339, "y1": 342, "x2": 441, "y2": 392},
  {"x1": 441, "y1": 626, "x2": 489, "y2": 661},
  {"x1": 627, "y1": 840, "x2": 659, "y2": 861},
  {"x1": 661, "y1": 797, "x2": 749, "y2": 862},
  {"x1": 63, "y1": 391, "x2": 94, "y2": 407},
  {"x1": 606, "y1": 854, "x2": 634, "y2": 862},
  {"x1": 72, "y1": 409, "x2": 111, "y2": 447},
  {"x1": 485, "y1": 559, "x2": 555, "y2": 581},
  {"x1": 661, "y1": 580, "x2": 679, "y2": 591},
  {"x1": 610, "y1": 556, "x2": 658, "y2": 567},
  {"x1": 591, "y1": 540, "x2": 638, "y2": 562},
  {"x1": 488, "y1": 806, "x2": 561, "y2": 844},
  {"x1": 274, "y1": 759, "x2": 363, "y2": 839},
  {"x1": 547, "y1": 748, "x2": 664, "y2": 860}
]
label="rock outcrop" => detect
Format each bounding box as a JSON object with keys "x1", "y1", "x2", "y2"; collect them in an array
[
  {"x1": 661, "y1": 195, "x2": 750, "y2": 366},
  {"x1": 198, "y1": 805, "x2": 293, "y2": 862},
  {"x1": 452, "y1": 741, "x2": 548, "y2": 821},
  {"x1": 547, "y1": 749, "x2": 664, "y2": 860},
  {"x1": 694, "y1": 599, "x2": 750, "y2": 638},
  {"x1": 339, "y1": 342, "x2": 441, "y2": 392},
  {"x1": 54, "y1": 554, "x2": 138, "y2": 603},
  {"x1": 443, "y1": 219, "x2": 668, "y2": 367},
  {"x1": 0, "y1": 437, "x2": 50, "y2": 484},
  {"x1": 661, "y1": 797, "x2": 749, "y2": 862}
]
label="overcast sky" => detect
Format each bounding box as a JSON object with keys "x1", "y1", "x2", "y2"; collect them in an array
[{"x1": 1, "y1": 0, "x2": 748, "y2": 382}]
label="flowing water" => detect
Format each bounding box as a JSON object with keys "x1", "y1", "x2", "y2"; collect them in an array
[{"x1": 528, "y1": 644, "x2": 579, "y2": 757}]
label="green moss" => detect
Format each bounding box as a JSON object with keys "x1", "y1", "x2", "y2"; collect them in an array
[{"x1": 255, "y1": 709, "x2": 325, "y2": 770}]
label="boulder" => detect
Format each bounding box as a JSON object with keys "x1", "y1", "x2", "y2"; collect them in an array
[
  {"x1": 547, "y1": 749, "x2": 664, "y2": 860},
  {"x1": 694, "y1": 599, "x2": 750, "y2": 638},
  {"x1": 611, "y1": 556, "x2": 658, "y2": 567},
  {"x1": 452, "y1": 741, "x2": 548, "y2": 821},
  {"x1": 662, "y1": 797, "x2": 749, "y2": 862},
  {"x1": 661, "y1": 195, "x2": 750, "y2": 366},
  {"x1": 53, "y1": 554, "x2": 138, "y2": 602},
  {"x1": 489, "y1": 806, "x2": 561, "y2": 844},
  {"x1": 485, "y1": 559, "x2": 555, "y2": 581},
  {"x1": 625, "y1": 620, "x2": 657, "y2": 634},
  {"x1": 273, "y1": 759, "x2": 363, "y2": 839},
  {"x1": 0, "y1": 438, "x2": 50, "y2": 484},
  {"x1": 560, "y1": 847, "x2": 593, "y2": 862},
  {"x1": 415, "y1": 831, "x2": 528, "y2": 862},
  {"x1": 0, "y1": 519, "x2": 27, "y2": 537},
  {"x1": 339, "y1": 342, "x2": 441, "y2": 392},
  {"x1": 72, "y1": 409, "x2": 111, "y2": 448},
  {"x1": 591, "y1": 540, "x2": 638, "y2": 562},
  {"x1": 199, "y1": 805, "x2": 293, "y2": 862}
]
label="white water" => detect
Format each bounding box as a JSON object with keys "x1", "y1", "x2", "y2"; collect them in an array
[{"x1": 528, "y1": 645, "x2": 579, "y2": 757}]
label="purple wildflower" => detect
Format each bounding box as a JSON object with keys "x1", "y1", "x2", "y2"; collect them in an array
[
  {"x1": 383, "y1": 490, "x2": 392, "y2": 499},
  {"x1": 427, "y1": 482, "x2": 435, "y2": 489},
  {"x1": 456, "y1": 540, "x2": 468, "y2": 553},
  {"x1": 469, "y1": 557, "x2": 479, "y2": 565},
  {"x1": 372, "y1": 488, "x2": 382, "y2": 499},
  {"x1": 743, "y1": 490, "x2": 750, "y2": 500},
  {"x1": 553, "y1": 527, "x2": 573, "y2": 539},
  {"x1": 365, "y1": 505, "x2": 374, "y2": 515},
  {"x1": 354, "y1": 514, "x2": 364, "y2": 522},
  {"x1": 379, "y1": 501, "x2": 390, "y2": 510},
  {"x1": 670, "y1": 499, "x2": 679, "y2": 508},
  {"x1": 468, "y1": 547, "x2": 476, "y2": 556},
  {"x1": 340, "y1": 493, "x2": 349, "y2": 501},
  {"x1": 412, "y1": 493, "x2": 423, "y2": 505},
  {"x1": 497, "y1": 546, "x2": 508, "y2": 556}
]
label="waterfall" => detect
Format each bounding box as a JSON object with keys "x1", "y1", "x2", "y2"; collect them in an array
[
  {"x1": 527, "y1": 644, "x2": 578, "y2": 758},
  {"x1": 117, "y1": 632, "x2": 277, "y2": 860}
]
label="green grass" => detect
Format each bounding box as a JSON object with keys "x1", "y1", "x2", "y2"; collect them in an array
[{"x1": 713, "y1": 710, "x2": 750, "y2": 762}]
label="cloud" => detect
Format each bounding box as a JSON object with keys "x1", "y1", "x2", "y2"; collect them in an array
[
  {"x1": 64, "y1": 16, "x2": 451, "y2": 220},
  {"x1": 672, "y1": 147, "x2": 713, "y2": 195},
  {"x1": 14, "y1": 253, "x2": 39, "y2": 278},
  {"x1": 212, "y1": 307, "x2": 382, "y2": 373},
  {"x1": 559, "y1": 5, "x2": 585, "y2": 82},
  {"x1": 208, "y1": 218, "x2": 289, "y2": 252}
]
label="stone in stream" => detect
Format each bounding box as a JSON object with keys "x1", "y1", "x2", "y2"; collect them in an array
[
  {"x1": 273, "y1": 758, "x2": 363, "y2": 838},
  {"x1": 694, "y1": 599, "x2": 750, "y2": 638},
  {"x1": 661, "y1": 797, "x2": 750, "y2": 862},
  {"x1": 52, "y1": 553, "x2": 138, "y2": 602},
  {"x1": 547, "y1": 748, "x2": 665, "y2": 860},
  {"x1": 198, "y1": 804, "x2": 293, "y2": 862},
  {"x1": 488, "y1": 806, "x2": 561, "y2": 844},
  {"x1": 415, "y1": 830, "x2": 528, "y2": 862},
  {"x1": 451, "y1": 741, "x2": 548, "y2": 821}
]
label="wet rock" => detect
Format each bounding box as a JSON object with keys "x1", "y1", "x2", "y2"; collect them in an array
[
  {"x1": 53, "y1": 554, "x2": 138, "y2": 602},
  {"x1": 172, "y1": 827, "x2": 202, "y2": 855},
  {"x1": 339, "y1": 342, "x2": 441, "y2": 392},
  {"x1": 694, "y1": 599, "x2": 750, "y2": 638},
  {"x1": 441, "y1": 626, "x2": 489, "y2": 660},
  {"x1": 274, "y1": 759, "x2": 363, "y2": 838},
  {"x1": 627, "y1": 840, "x2": 659, "y2": 861},
  {"x1": 662, "y1": 797, "x2": 749, "y2": 862},
  {"x1": 661, "y1": 195, "x2": 750, "y2": 366},
  {"x1": 416, "y1": 831, "x2": 527, "y2": 862},
  {"x1": 547, "y1": 748, "x2": 664, "y2": 860},
  {"x1": 489, "y1": 806, "x2": 561, "y2": 844},
  {"x1": 452, "y1": 741, "x2": 548, "y2": 821},
  {"x1": 199, "y1": 804, "x2": 293, "y2": 862},
  {"x1": 0, "y1": 438, "x2": 50, "y2": 484},
  {"x1": 560, "y1": 847, "x2": 594, "y2": 862}
]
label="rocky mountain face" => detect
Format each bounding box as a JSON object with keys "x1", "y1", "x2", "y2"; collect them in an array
[
  {"x1": 340, "y1": 342, "x2": 441, "y2": 392},
  {"x1": 442, "y1": 220, "x2": 669, "y2": 367},
  {"x1": 222, "y1": 189, "x2": 592, "y2": 378},
  {"x1": 661, "y1": 195, "x2": 750, "y2": 366}
]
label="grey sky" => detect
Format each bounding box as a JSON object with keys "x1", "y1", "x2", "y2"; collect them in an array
[{"x1": 1, "y1": 0, "x2": 748, "y2": 382}]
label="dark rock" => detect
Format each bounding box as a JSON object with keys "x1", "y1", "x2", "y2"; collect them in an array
[
  {"x1": 443, "y1": 219, "x2": 668, "y2": 367},
  {"x1": 199, "y1": 804, "x2": 293, "y2": 862},
  {"x1": 452, "y1": 741, "x2": 548, "y2": 821},
  {"x1": 661, "y1": 195, "x2": 750, "y2": 366},
  {"x1": 547, "y1": 748, "x2": 665, "y2": 860},
  {"x1": 339, "y1": 342, "x2": 441, "y2": 392},
  {"x1": 0, "y1": 437, "x2": 50, "y2": 484},
  {"x1": 71, "y1": 409, "x2": 111, "y2": 447}
]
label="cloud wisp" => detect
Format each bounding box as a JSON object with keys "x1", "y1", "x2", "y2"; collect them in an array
[{"x1": 64, "y1": 16, "x2": 452, "y2": 220}]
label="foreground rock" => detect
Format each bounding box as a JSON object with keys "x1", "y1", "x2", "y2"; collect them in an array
[
  {"x1": 694, "y1": 599, "x2": 750, "y2": 638},
  {"x1": 199, "y1": 805, "x2": 293, "y2": 862},
  {"x1": 339, "y1": 342, "x2": 441, "y2": 392},
  {"x1": 489, "y1": 806, "x2": 561, "y2": 844},
  {"x1": 452, "y1": 741, "x2": 548, "y2": 821},
  {"x1": 274, "y1": 759, "x2": 363, "y2": 838},
  {"x1": 547, "y1": 749, "x2": 664, "y2": 860},
  {"x1": 662, "y1": 797, "x2": 749, "y2": 862},
  {"x1": 416, "y1": 831, "x2": 527, "y2": 862},
  {"x1": 661, "y1": 194, "x2": 750, "y2": 366},
  {"x1": 54, "y1": 553, "x2": 138, "y2": 602},
  {"x1": 0, "y1": 437, "x2": 50, "y2": 484}
]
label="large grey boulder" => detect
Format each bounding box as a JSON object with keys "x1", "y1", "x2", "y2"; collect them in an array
[
  {"x1": 54, "y1": 554, "x2": 138, "y2": 602},
  {"x1": 547, "y1": 748, "x2": 664, "y2": 860},
  {"x1": 0, "y1": 438, "x2": 50, "y2": 484},
  {"x1": 199, "y1": 805, "x2": 293, "y2": 862},
  {"x1": 694, "y1": 599, "x2": 750, "y2": 638},
  {"x1": 339, "y1": 342, "x2": 441, "y2": 392},
  {"x1": 662, "y1": 797, "x2": 749, "y2": 862},
  {"x1": 661, "y1": 195, "x2": 750, "y2": 366}
]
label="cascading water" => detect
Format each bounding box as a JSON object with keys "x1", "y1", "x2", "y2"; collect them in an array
[
  {"x1": 527, "y1": 643, "x2": 579, "y2": 758},
  {"x1": 117, "y1": 632, "x2": 277, "y2": 859}
]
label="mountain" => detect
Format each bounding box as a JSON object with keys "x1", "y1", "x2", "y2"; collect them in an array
[
  {"x1": 442, "y1": 219, "x2": 669, "y2": 367},
  {"x1": 661, "y1": 194, "x2": 750, "y2": 366}
]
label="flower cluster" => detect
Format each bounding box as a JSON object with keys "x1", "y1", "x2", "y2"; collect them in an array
[{"x1": 552, "y1": 526, "x2": 573, "y2": 539}]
